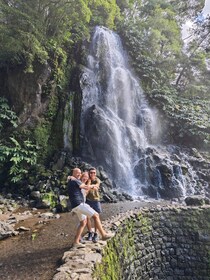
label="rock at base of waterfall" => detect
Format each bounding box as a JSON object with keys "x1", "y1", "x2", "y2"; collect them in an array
[{"x1": 185, "y1": 195, "x2": 209, "y2": 206}]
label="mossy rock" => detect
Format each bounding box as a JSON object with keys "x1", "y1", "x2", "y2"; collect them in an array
[
  {"x1": 56, "y1": 195, "x2": 70, "y2": 212},
  {"x1": 40, "y1": 192, "x2": 58, "y2": 208}
]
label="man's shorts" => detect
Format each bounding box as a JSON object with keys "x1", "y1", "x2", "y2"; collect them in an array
[
  {"x1": 86, "y1": 199, "x2": 102, "y2": 213},
  {"x1": 72, "y1": 203, "x2": 96, "y2": 221}
]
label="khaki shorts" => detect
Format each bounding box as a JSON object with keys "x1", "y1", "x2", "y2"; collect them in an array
[{"x1": 72, "y1": 203, "x2": 96, "y2": 221}]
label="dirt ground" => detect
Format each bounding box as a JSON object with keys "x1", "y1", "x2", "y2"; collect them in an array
[{"x1": 0, "y1": 200, "x2": 170, "y2": 280}]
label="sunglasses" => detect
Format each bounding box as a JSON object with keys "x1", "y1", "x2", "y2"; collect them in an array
[{"x1": 90, "y1": 171, "x2": 96, "y2": 174}]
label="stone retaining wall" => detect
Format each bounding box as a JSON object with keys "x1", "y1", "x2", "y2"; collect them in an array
[{"x1": 53, "y1": 205, "x2": 210, "y2": 280}]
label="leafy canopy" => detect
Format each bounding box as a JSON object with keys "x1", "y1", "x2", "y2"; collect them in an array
[
  {"x1": 0, "y1": 0, "x2": 91, "y2": 71},
  {"x1": 118, "y1": 0, "x2": 183, "y2": 88},
  {"x1": 0, "y1": 0, "x2": 120, "y2": 72}
]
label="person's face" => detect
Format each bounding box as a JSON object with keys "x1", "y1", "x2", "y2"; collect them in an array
[
  {"x1": 81, "y1": 174, "x2": 89, "y2": 183},
  {"x1": 73, "y1": 169, "x2": 81, "y2": 179},
  {"x1": 89, "y1": 169, "x2": 96, "y2": 179}
]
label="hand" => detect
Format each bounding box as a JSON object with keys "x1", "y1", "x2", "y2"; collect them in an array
[
  {"x1": 85, "y1": 185, "x2": 94, "y2": 191},
  {"x1": 67, "y1": 175, "x2": 75, "y2": 182}
]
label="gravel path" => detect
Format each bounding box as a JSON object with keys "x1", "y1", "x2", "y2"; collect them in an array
[{"x1": 0, "y1": 200, "x2": 170, "y2": 280}]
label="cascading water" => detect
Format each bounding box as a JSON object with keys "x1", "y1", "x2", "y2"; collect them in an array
[{"x1": 79, "y1": 26, "x2": 202, "y2": 198}]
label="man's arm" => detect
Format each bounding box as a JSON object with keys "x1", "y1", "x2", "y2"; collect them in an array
[
  {"x1": 67, "y1": 175, "x2": 76, "y2": 182},
  {"x1": 79, "y1": 183, "x2": 92, "y2": 191}
]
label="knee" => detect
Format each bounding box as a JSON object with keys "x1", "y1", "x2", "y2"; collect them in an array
[
  {"x1": 81, "y1": 219, "x2": 87, "y2": 227},
  {"x1": 92, "y1": 213, "x2": 99, "y2": 220}
]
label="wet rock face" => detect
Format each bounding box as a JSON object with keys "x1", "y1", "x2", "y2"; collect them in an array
[
  {"x1": 135, "y1": 146, "x2": 210, "y2": 199},
  {"x1": 82, "y1": 103, "x2": 210, "y2": 200},
  {"x1": 83, "y1": 104, "x2": 118, "y2": 176},
  {"x1": 0, "y1": 62, "x2": 52, "y2": 127}
]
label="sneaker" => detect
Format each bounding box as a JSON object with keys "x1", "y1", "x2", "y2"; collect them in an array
[
  {"x1": 87, "y1": 231, "x2": 93, "y2": 241},
  {"x1": 92, "y1": 233, "x2": 98, "y2": 243},
  {"x1": 102, "y1": 233, "x2": 114, "y2": 241}
]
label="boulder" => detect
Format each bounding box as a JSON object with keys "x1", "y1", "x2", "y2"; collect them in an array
[
  {"x1": 185, "y1": 195, "x2": 205, "y2": 206},
  {"x1": 0, "y1": 221, "x2": 18, "y2": 240}
]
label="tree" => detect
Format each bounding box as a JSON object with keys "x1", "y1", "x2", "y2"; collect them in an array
[
  {"x1": 0, "y1": 0, "x2": 92, "y2": 71},
  {"x1": 88, "y1": 0, "x2": 120, "y2": 29},
  {"x1": 175, "y1": 14, "x2": 210, "y2": 95},
  {"x1": 118, "y1": 0, "x2": 183, "y2": 89}
]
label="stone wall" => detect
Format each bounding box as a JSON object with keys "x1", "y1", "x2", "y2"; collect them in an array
[{"x1": 53, "y1": 205, "x2": 210, "y2": 280}]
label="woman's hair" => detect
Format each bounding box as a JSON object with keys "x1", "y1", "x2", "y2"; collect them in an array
[{"x1": 80, "y1": 171, "x2": 89, "y2": 183}]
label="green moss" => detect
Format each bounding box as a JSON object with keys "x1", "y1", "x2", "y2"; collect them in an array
[
  {"x1": 48, "y1": 43, "x2": 68, "y2": 86},
  {"x1": 95, "y1": 242, "x2": 121, "y2": 280},
  {"x1": 33, "y1": 90, "x2": 63, "y2": 160},
  {"x1": 93, "y1": 218, "x2": 138, "y2": 279},
  {"x1": 94, "y1": 208, "x2": 210, "y2": 279},
  {"x1": 93, "y1": 214, "x2": 154, "y2": 279},
  {"x1": 40, "y1": 192, "x2": 57, "y2": 208},
  {"x1": 46, "y1": 92, "x2": 59, "y2": 120},
  {"x1": 137, "y1": 213, "x2": 153, "y2": 234},
  {"x1": 33, "y1": 121, "x2": 51, "y2": 160}
]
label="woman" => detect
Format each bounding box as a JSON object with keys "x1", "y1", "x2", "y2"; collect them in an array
[
  {"x1": 86, "y1": 167, "x2": 102, "y2": 243},
  {"x1": 80, "y1": 172, "x2": 89, "y2": 199}
]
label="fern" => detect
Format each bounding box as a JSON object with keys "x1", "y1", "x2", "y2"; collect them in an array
[
  {"x1": 0, "y1": 138, "x2": 38, "y2": 183},
  {"x1": 0, "y1": 98, "x2": 38, "y2": 184},
  {"x1": 0, "y1": 97, "x2": 18, "y2": 131}
]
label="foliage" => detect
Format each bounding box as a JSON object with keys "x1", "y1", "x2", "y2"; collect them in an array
[
  {"x1": 0, "y1": 0, "x2": 121, "y2": 73},
  {"x1": 169, "y1": 0, "x2": 205, "y2": 23},
  {"x1": 94, "y1": 218, "x2": 137, "y2": 279},
  {"x1": 150, "y1": 88, "x2": 210, "y2": 147},
  {"x1": 0, "y1": 0, "x2": 210, "y2": 187},
  {"x1": 0, "y1": 98, "x2": 38, "y2": 183},
  {"x1": 33, "y1": 122, "x2": 50, "y2": 160},
  {"x1": 0, "y1": 137, "x2": 38, "y2": 183},
  {"x1": 88, "y1": 0, "x2": 121, "y2": 29},
  {"x1": 46, "y1": 41, "x2": 68, "y2": 85},
  {"x1": 175, "y1": 16, "x2": 210, "y2": 94},
  {"x1": 0, "y1": 0, "x2": 48, "y2": 71},
  {"x1": 117, "y1": 0, "x2": 183, "y2": 89},
  {"x1": 0, "y1": 0, "x2": 91, "y2": 71},
  {"x1": 0, "y1": 97, "x2": 18, "y2": 131}
]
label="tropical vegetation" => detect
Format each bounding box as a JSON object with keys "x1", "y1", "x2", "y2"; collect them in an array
[{"x1": 0, "y1": 0, "x2": 210, "y2": 186}]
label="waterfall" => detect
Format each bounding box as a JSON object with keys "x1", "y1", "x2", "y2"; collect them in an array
[
  {"x1": 79, "y1": 26, "x2": 201, "y2": 198},
  {"x1": 80, "y1": 26, "x2": 159, "y2": 195}
]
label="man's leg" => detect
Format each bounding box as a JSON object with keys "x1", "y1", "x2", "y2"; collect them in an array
[
  {"x1": 92, "y1": 213, "x2": 107, "y2": 238},
  {"x1": 76, "y1": 203, "x2": 113, "y2": 240},
  {"x1": 74, "y1": 218, "x2": 87, "y2": 244},
  {"x1": 93, "y1": 202, "x2": 102, "y2": 233},
  {"x1": 86, "y1": 217, "x2": 94, "y2": 241},
  {"x1": 87, "y1": 217, "x2": 92, "y2": 232}
]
